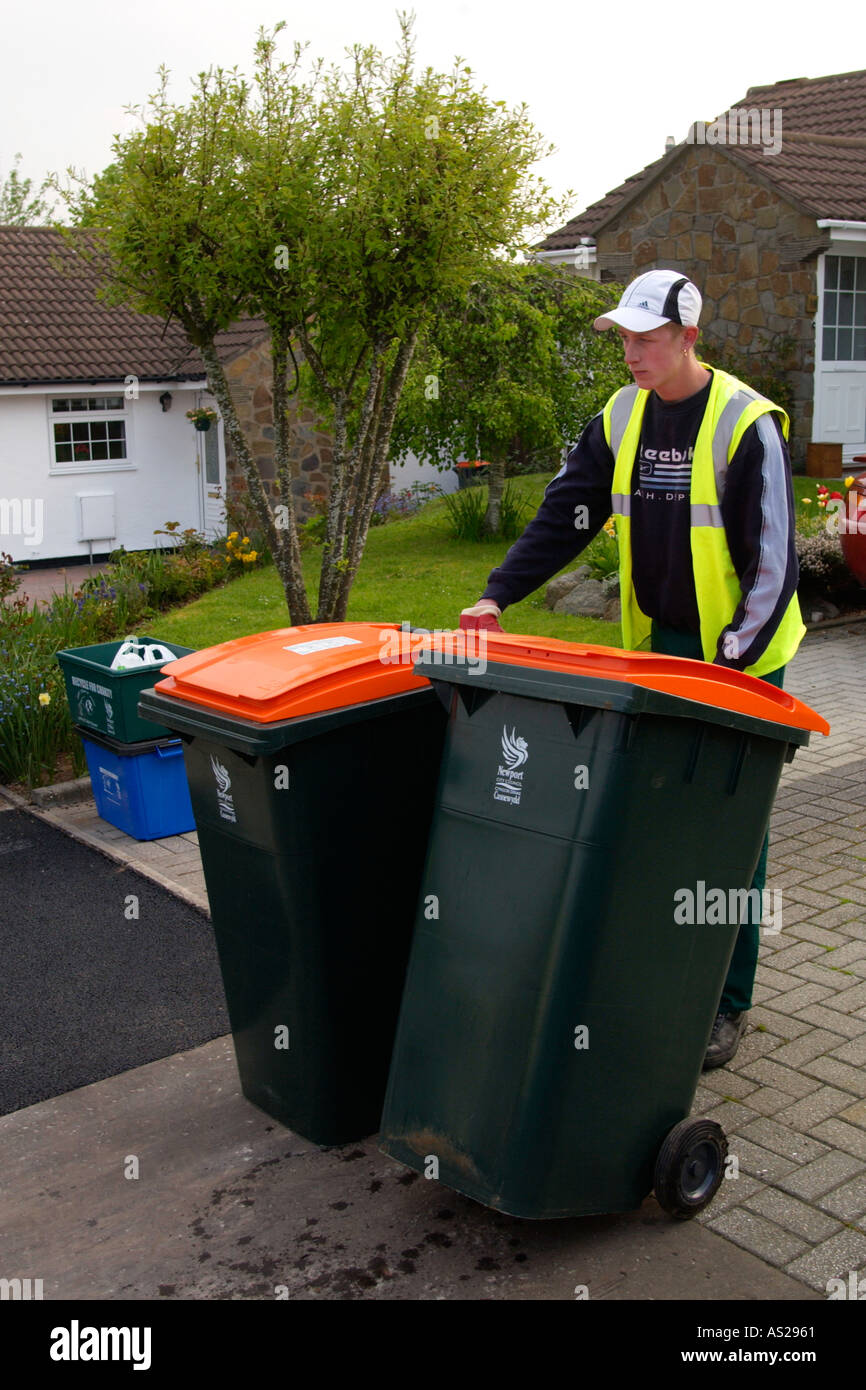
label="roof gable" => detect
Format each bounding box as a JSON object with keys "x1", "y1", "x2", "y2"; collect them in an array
[{"x1": 540, "y1": 67, "x2": 866, "y2": 251}]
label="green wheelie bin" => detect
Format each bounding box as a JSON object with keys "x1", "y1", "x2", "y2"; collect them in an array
[
  {"x1": 137, "y1": 621, "x2": 448, "y2": 1146},
  {"x1": 378, "y1": 631, "x2": 829, "y2": 1219}
]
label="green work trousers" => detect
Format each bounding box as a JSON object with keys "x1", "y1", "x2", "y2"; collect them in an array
[{"x1": 650, "y1": 622, "x2": 785, "y2": 1014}]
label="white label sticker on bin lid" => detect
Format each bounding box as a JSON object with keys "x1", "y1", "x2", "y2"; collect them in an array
[{"x1": 282, "y1": 635, "x2": 364, "y2": 656}]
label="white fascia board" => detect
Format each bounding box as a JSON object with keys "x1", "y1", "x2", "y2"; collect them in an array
[
  {"x1": 0, "y1": 379, "x2": 207, "y2": 397},
  {"x1": 816, "y1": 219, "x2": 866, "y2": 242},
  {"x1": 533, "y1": 246, "x2": 597, "y2": 267},
  {"x1": 533, "y1": 248, "x2": 578, "y2": 263}
]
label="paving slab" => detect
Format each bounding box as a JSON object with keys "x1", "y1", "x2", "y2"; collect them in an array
[{"x1": 0, "y1": 1038, "x2": 818, "y2": 1302}]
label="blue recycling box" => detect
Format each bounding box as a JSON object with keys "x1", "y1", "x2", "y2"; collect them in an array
[{"x1": 76, "y1": 725, "x2": 195, "y2": 840}]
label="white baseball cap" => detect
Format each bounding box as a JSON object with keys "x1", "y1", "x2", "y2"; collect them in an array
[{"x1": 593, "y1": 269, "x2": 702, "y2": 332}]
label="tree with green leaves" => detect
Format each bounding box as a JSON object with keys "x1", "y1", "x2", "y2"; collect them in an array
[
  {"x1": 1, "y1": 153, "x2": 55, "y2": 225},
  {"x1": 390, "y1": 260, "x2": 629, "y2": 533},
  {"x1": 56, "y1": 15, "x2": 563, "y2": 622}
]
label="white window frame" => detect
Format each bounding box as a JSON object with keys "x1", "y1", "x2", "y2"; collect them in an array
[
  {"x1": 817, "y1": 252, "x2": 866, "y2": 368},
  {"x1": 47, "y1": 392, "x2": 137, "y2": 476}
]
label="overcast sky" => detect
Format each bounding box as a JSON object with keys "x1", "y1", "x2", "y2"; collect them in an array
[{"x1": 2, "y1": 0, "x2": 861, "y2": 234}]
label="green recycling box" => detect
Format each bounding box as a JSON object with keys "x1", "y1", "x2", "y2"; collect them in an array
[
  {"x1": 379, "y1": 632, "x2": 829, "y2": 1220},
  {"x1": 57, "y1": 635, "x2": 195, "y2": 742},
  {"x1": 137, "y1": 621, "x2": 448, "y2": 1146}
]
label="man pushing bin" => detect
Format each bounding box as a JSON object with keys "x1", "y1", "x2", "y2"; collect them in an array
[{"x1": 461, "y1": 268, "x2": 804, "y2": 1072}]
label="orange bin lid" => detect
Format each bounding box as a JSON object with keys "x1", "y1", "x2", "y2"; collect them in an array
[
  {"x1": 153, "y1": 622, "x2": 429, "y2": 723},
  {"x1": 419, "y1": 631, "x2": 830, "y2": 737}
]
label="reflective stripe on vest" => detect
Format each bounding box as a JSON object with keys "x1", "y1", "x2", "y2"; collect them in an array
[{"x1": 602, "y1": 364, "x2": 805, "y2": 676}]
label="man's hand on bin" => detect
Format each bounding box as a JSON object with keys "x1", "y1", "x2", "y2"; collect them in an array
[{"x1": 459, "y1": 601, "x2": 504, "y2": 633}]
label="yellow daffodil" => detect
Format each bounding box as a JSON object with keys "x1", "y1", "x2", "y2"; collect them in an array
[
  {"x1": 801, "y1": 497, "x2": 812, "y2": 504},
  {"x1": 228, "y1": 531, "x2": 238, "y2": 540},
  {"x1": 242, "y1": 536, "x2": 250, "y2": 545},
  {"x1": 845, "y1": 476, "x2": 855, "y2": 488},
  {"x1": 38, "y1": 692, "x2": 51, "y2": 706}
]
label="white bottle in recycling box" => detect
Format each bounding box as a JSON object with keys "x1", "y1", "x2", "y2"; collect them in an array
[{"x1": 110, "y1": 637, "x2": 174, "y2": 672}]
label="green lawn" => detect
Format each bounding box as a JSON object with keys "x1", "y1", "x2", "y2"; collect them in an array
[{"x1": 151, "y1": 476, "x2": 622, "y2": 651}]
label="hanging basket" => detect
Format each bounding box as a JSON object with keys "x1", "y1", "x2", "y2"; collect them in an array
[{"x1": 186, "y1": 408, "x2": 218, "y2": 432}]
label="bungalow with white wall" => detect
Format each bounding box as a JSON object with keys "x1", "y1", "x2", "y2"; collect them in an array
[{"x1": 0, "y1": 226, "x2": 272, "y2": 565}]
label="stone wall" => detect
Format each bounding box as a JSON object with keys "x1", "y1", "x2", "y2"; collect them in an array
[
  {"x1": 595, "y1": 145, "x2": 824, "y2": 466},
  {"x1": 223, "y1": 339, "x2": 335, "y2": 523}
]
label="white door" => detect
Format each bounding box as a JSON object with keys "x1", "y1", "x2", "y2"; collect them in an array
[
  {"x1": 814, "y1": 251, "x2": 866, "y2": 468},
  {"x1": 196, "y1": 409, "x2": 226, "y2": 539}
]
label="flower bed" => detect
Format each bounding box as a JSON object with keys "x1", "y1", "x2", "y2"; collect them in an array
[
  {"x1": 796, "y1": 476, "x2": 866, "y2": 619},
  {"x1": 0, "y1": 522, "x2": 267, "y2": 788}
]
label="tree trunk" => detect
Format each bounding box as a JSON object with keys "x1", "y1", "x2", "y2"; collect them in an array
[
  {"x1": 332, "y1": 328, "x2": 419, "y2": 620},
  {"x1": 315, "y1": 344, "x2": 386, "y2": 622},
  {"x1": 271, "y1": 327, "x2": 313, "y2": 624},
  {"x1": 198, "y1": 338, "x2": 312, "y2": 625},
  {"x1": 483, "y1": 455, "x2": 507, "y2": 535}
]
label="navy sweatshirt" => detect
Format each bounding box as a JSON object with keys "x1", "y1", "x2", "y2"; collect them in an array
[{"x1": 480, "y1": 370, "x2": 800, "y2": 671}]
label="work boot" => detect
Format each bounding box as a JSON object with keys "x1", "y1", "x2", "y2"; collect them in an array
[{"x1": 703, "y1": 1011, "x2": 747, "y2": 1070}]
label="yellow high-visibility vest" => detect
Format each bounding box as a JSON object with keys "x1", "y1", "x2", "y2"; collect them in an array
[{"x1": 602, "y1": 364, "x2": 805, "y2": 676}]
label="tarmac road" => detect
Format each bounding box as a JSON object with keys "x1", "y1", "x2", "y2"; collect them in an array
[{"x1": 0, "y1": 805, "x2": 228, "y2": 1114}]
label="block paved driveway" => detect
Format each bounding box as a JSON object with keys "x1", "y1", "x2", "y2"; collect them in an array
[{"x1": 693, "y1": 625, "x2": 866, "y2": 1290}]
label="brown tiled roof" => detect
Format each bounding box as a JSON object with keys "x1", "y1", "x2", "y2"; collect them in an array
[
  {"x1": 725, "y1": 133, "x2": 866, "y2": 221},
  {"x1": 730, "y1": 68, "x2": 866, "y2": 138},
  {"x1": 0, "y1": 226, "x2": 268, "y2": 386},
  {"x1": 539, "y1": 68, "x2": 866, "y2": 250}
]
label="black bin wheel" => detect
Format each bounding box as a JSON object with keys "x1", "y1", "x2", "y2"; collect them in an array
[{"x1": 654, "y1": 1118, "x2": 728, "y2": 1220}]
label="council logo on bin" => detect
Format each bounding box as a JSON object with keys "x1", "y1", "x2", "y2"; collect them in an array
[
  {"x1": 211, "y1": 755, "x2": 237, "y2": 823},
  {"x1": 492, "y1": 726, "x2": 528, "y2": 805}
]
